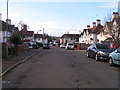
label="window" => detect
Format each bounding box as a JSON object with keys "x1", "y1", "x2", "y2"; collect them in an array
[{"x1": 96, "y1": 44, "x2": 109, "y2": 49}]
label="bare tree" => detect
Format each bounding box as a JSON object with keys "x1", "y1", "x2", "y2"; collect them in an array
[
  {"x1": 104, "y1": 10, "x2": 120, "y2": 48},
  {"x1": 17, "y1": 21, "x2": 25, "y2": 30},
  {"x1": 110, "y1": 20, "x2": 120, "y2": 48}
]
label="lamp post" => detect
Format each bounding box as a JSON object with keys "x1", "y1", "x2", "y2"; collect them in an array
[
  {"x1": 7, "y1": 0, "x2": 9, "y2": 20},
  {"x1": 6, "y1": 0, "x2": 9, "y2": 42}
]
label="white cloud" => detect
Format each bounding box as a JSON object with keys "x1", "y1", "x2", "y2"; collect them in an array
[
  {"x1": 29, "y1": 21, "x2": 82, "y2": 36},
  {"x1": 98, "y1": 2, "x2": 118, "y2": 8}
]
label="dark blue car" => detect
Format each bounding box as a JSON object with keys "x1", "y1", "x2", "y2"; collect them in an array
[{"x1": 86, "y1": 43, "x2": 114, "y2": 61}]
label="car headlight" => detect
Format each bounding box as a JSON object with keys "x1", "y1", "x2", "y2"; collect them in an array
[{"x1": 98, "y1": 51, "x2": 106, "y2": 55}]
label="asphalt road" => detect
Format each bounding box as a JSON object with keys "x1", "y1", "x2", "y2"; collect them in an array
[{"x1": 2, "y1": 46, "x2": 119, "y2": 88}]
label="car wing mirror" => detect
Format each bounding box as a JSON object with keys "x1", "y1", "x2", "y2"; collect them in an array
[{"x1": 115, "y1": 50, "x2": 120, "y2": 53}]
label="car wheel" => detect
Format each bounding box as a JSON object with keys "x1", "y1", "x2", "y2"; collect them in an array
[
  {"x1": 95, "y1": 54, "x2": 99, "y2": 61},
  {"x1": 86, "y1": 52, "x2": 90, "y2": 58},
  {"x1": 109, "y1": 58, "x2": 114, "y2": 66}
]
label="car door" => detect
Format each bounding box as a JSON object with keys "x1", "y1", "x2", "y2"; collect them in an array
[
  {"x1": 92, "y1": 44, "x2": 97, "y2": 57},
  {"x1": 112, "y1": 50, "x2": 118, "y2": 60},
  {"x1": 89, "y1": 44, "x2": 96, "y2": 57},
  {"x1": 117, "y1": 48, "x2": 120, "y2": 60}
]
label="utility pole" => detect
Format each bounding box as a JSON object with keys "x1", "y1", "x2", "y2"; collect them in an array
[
  {"x1": 43, "y1": 28, "x2": 44, "y2": 44},
  {"x1": 6, "y1": 0, "x2": 9, "y2": 42}
]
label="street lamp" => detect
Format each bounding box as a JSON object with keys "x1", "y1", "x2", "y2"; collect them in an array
[
  {"x1": 7, "y1": 0, "x2": 9, "y2": 20},
  {"x1": 37, "y1": 28, "x2": 44, "y2": 44},
  {"x1": 6, "y1": 0, "x2": 9, "y2": 42}
]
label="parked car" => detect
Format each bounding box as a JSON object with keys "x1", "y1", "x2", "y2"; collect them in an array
[
  {"x1": 43, "y1": 43, "x2": 50, "y2": 49},
  {"x1": 65, "y1": 43, "x2": 75, "y2": 50},
  {"x1": 109, "y1": 47, "x2": 120, "y2": 66},
  {"x1": 86, "y1": 43, "x2": 114, "y2": 61},
  {"x1": 60, "y1": 44, "x2": 65, "y2": 48},
  {"x1": 27, "y1": 41, "x2": 39, "y2": 49}
]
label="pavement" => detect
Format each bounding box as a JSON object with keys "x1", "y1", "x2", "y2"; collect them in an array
[{"x1": 2, "y1": 48, "x2": 41, "y2": 74}]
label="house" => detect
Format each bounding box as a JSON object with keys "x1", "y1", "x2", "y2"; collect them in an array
[
  {"x1": 91, "y1": 19, "x2": 103, "y2": 43},
  {"x1": 100, "y1": 12, "x2": 120, "y2": 45},
  {"x1": 79, "y1": 19, "x2": 104, "y2": 44},
  {"x1": 34, "y1": 34, "x2": 48, "y2": 43},
  {"x1": 61, "y1": 34, "x2": 80, "y2": 44},
  {"x1": 79, "y1": 25, "x2": 92, "y2": 44},
  {"x1": 111, "y1": 12, "x2": 120, "y2": 40},
  {"x1": 0, "y1": 19, "x2": 18, "y2": 43},
  {"x1": 20, "y1": 25, "x2": 34, "y2": 42}
]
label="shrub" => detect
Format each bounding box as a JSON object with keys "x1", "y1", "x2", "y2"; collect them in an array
[{"x1": 10, "y1": 34, "x2": 23, "y2": 44}]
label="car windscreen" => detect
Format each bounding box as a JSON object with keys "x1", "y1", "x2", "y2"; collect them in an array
[
  {"x1": 117, "y1": 47, "x2": 120, "y2": 52},
  {"x1": 96, "y1": 44, "x2": 109, "y2": 49}
]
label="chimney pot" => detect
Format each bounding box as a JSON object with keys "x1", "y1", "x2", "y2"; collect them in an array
[
  {"x1": 96, "y1": 19, "x2": 101, "y2": 25},
  {"x1": 112, "y1": 12, "x2": 119, "y2": 21},
  {"x1": 6, "y1": 19, "x2": 11, "y2": 25},
  {"x1": 23, "y1": 25, "x2": 27, "y2": 30},
  {"x1": 92, "y1": 22, "x2": 96, "y2": 26},
  {"x1": 87, "y1": 25, "x2": 90, "y2": 29}
]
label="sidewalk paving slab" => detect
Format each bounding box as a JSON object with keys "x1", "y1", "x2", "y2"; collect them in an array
[{"x1": 2, "y1": 48, "x2": 41, "y2": 73}]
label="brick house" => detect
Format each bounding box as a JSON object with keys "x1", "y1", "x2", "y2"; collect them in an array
[{"x1": 20, "y1": 25, "x2": 34, "y2": 41}]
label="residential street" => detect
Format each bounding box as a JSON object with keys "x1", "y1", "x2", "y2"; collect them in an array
[{"x1": 2, "y1": 46, "x2": 119, "y2": 88}]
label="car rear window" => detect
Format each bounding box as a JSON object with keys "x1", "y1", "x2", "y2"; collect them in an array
[
  {"x1": 45, "y1": 44, "x2": 49, "y2": 45},
  {"x1": 96, "y1": 44, "x2": 109, "y2": 49}
]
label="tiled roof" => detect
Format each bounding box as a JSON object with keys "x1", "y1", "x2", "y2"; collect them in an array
[
  {"x1": 0, "y1": 20, "x2": 15, "y2": 32},
  {"x1": 102, "y1": 21, "x2": 113, "y2": 31},
  {"x1": 61, "y1": 34, "x2": 80, "y2": 38},
  {"x1": 34, "y1": 34, "x2": 43, "y2": 38},
  {"x1": 117, "y1": 16, "x2": 120, "y2": 25},
  {"x1": 91, "y1": 24, "x2": 103, "y2": 34},
  {"x1": 20, "y1": 28, "x2": 34, "y2": 37}
]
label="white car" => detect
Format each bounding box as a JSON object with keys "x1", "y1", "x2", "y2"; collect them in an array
[
  {"x1": 65, "y1": 43, "x2": 75, "y2": 50},
  {"x1": 109, "y1": 47, "x2": 120, "y2": 66},
  {"x1": 60, "y1": 44, "x2": 65, "y2": 48}
]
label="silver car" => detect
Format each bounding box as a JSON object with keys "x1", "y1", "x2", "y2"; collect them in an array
[
  {"x1": 109, "y1": 47, "x2": 120, "y2": 66},
  {"x1": 65, "y1": 43, "x2": 74, "y2": 50}
]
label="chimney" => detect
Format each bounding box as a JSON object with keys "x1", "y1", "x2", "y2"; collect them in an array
[
  {"x1": 6, "y1": 19, "x2": 11, "y2": 25},
  {"x1": 112, "y1": 12, "x2": 119, "y2": 21},
  {"x1": 92, "y1": 22, "x2": 96, "y2": 27},
  {"x1": 67, "y1": 31, "x2": 69, "y2": 34},
  {"x1": 96, "y1": 19, "x2": 101, "y2": 25},
  {"x1": 23, "y1": 24, "x2": 27, "y2": 30},
  {"x1": 0, "y1": 13, "x2": 1, "y2": 20},
  {"x1": 87, "y1": 25, "x2": 90, "y2": 29}
]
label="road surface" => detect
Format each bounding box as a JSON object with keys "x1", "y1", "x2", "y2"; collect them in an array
[{"x1": 2, "y1": 46, "x2": 119, "y2": 88}]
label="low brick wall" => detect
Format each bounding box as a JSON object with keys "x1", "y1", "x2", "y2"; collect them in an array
[{"x1": 17, "y1": 45, "x2": 24, "y2": 53}]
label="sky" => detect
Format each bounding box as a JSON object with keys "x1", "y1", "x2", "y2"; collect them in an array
[{"x1": 0, "y1": 0, "x2": 118, "y2": 37}]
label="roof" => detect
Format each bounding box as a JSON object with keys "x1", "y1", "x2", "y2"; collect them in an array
[
  {"x1": 20, "y1": 28, "x2": 34, "y2": 37},
  {"x1": 61, "y1": 34, "x2": 80, "y2": 38},
  {"x1": 117, "y1": 16, "x2": 120, "y2": 25},
  {"x1": 0, "y1": 20, "x2": 15, "y2": 32},
  {"x1": 91, "y1": 24, "x2": 103, "y2": 34},
  {"x1": 34, "y1": 34, "x2": 43, "y2": 38},
  {"x1": 83, "y1": 29, "x2": 92, "y2": 34},
  {"x1": 102, "y1": 21, "x2": 113, "y2": 31}
]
